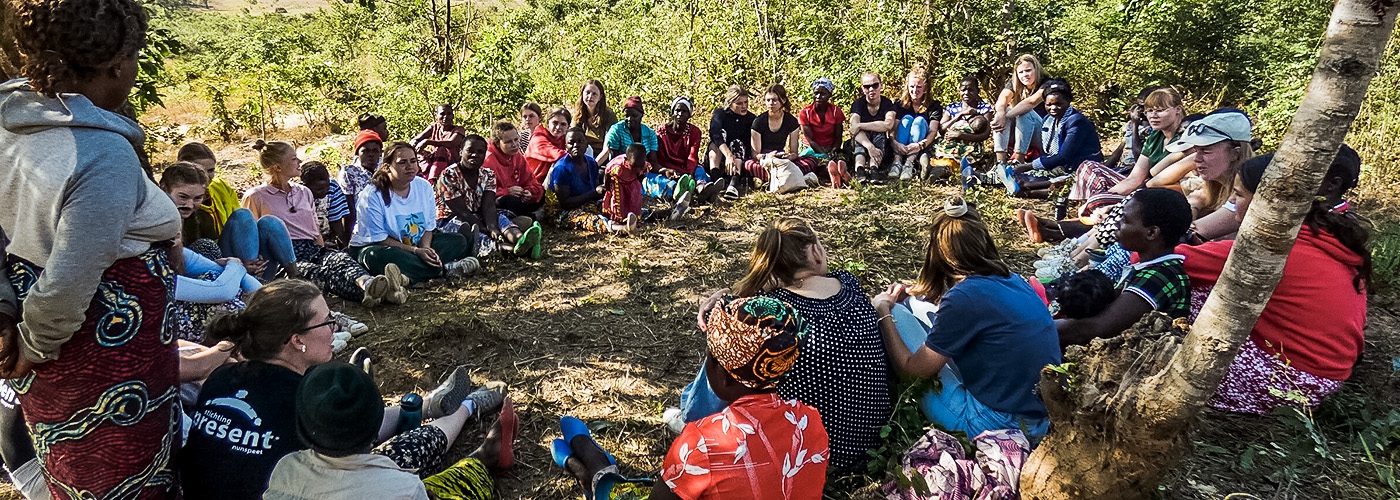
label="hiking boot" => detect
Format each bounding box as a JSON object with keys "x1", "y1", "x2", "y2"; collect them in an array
[
  {"x1": 444, "y1": 257, "x2": 481, "y2": 278},
  {"x1": 463, "y1": 381, "x2": 508, "y2": 419},
  {"x1": 333, "y1": 312, "x2": 368, "y2": 336},
  {"x1": 424, "y1": 365, "x2": 476, "y2": 420}
]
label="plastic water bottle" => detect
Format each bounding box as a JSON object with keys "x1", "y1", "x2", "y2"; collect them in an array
[{"x1": 398, "y1": 393, "x2": 423, "y2": 432}]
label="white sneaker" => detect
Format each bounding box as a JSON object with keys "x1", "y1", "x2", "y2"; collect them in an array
[
  {"x1": 333, "y1": 312, "x2": 368, "y2": 336},
  {"x1": 663, "y1": 407, "x2": 686, "y2": 435},
  {"x1": 444, "y1": 257, "x2": 481, "y2": 278},
  {"x1": 899, "y1": 159, "x2": 914, "y2": 180}
]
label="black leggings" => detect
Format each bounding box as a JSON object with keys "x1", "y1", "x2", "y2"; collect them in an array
[{"x1": 498, "y1": 195, "x2": 543, "y2": 216}]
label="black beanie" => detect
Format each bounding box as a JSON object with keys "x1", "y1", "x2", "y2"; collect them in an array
[{"x1": 296, "y1": 361, "x2": 384, "y2": 457}]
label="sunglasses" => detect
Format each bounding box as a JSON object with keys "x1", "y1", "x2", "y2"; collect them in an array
[
  {"x1": 1186, "y1": 121, "x2": 1233, "y2": 139},
  {"x1": 862, "y1": 83, "x2": 882, "y2": 90}
]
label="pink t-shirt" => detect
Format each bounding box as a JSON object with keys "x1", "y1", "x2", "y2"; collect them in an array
[{"x1": 242, "y1": 182, "x2": 321, "y2": 241}]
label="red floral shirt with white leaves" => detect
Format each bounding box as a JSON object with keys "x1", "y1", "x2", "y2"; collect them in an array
[{"x1": 661, "y1": 393, "x2": 829, "y2": 500}]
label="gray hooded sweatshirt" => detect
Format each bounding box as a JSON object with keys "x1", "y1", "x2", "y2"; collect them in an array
[{"x1": 0, "y1": 79, "x2": 180, "y2": 363}]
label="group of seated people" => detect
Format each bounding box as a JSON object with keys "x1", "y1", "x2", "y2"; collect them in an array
[{"x1": 0, "y1": 54, "x2": 1374, "y2": 500}]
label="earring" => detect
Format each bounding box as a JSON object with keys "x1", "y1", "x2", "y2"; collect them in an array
[{"x1": 299, "y1": 344, "x2": 307, "y2": 353}]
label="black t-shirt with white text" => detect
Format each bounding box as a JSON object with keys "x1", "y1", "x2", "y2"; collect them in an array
[{"x1": 180, "y1": 361, "x2": 304, "y2": 500}]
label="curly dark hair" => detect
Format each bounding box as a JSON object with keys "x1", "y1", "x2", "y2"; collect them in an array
[{"x1": 6, "y1": 0, "x2": 148, "y2": 96}]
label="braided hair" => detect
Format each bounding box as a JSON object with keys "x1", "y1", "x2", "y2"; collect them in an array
[{"x1": 6, "y1": 0, "x2": 148, "y2": 97}]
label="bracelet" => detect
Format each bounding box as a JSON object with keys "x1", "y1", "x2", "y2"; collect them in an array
[{"x1": 878, "y1": 314, "x2": 894, "y2": 323}]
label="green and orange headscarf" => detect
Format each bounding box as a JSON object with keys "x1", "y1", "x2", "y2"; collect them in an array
[{"x1": 704, "y1": 296, "x2": 807, "y2": 390}]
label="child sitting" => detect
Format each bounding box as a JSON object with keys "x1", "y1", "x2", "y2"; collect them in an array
[
  {"x1": 435, "y1": 134, "x2": 543, "y2": 259},
  {"x1": 553, "y1": 296, "x2": 829, "y2": 499},
  {"x1": 548, "y1": 128, "x2": 634, "y2": 234},
  {"x1": 1057, "y1": 187, "x2": 1193, "y2": 347},
  {"x1": 1045, "y1": 269, "x2": 1115, "y2": 319},
  {"x1": 603, "y1": 143, "x2": 691, "y2": 226},
  {"x1": 300, "y1": 161, "x2": 351, "y2": 249}
]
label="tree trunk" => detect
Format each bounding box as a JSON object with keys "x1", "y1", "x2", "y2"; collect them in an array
[{"x1": 1021, "y1": 1, "x2": 1398, "y2": 498}]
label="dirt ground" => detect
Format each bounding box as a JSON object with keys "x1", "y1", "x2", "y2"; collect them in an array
[
  {"x1": 0, "y1": 135, "x2": 1389, "y2": 499},
  {"x1": 140, "y1": 139, "x2": 1397, "y2": 499}
]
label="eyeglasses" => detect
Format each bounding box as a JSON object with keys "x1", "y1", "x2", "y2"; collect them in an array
[{"x1": 297, "y1": 317, "x2": 336, "y2": 333}]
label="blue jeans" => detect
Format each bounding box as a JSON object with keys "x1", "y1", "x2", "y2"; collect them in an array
[
  {"x1": 182, "y1": 247, "x2": 262, "y2": 296},
  {"x1": 898, "y1": 115, "x2": 930, "y2": 145},
  {"x1": 219, "y1": 209, "x2": 296, "y2": 280},
  {"x1": 993, "y1": 111, "x2": 1044, "y2": 155},
  {"x1": 677, "y1": 361, "x2": 728, "y2": 423},
  {"x1": 891, "y1": 302, "x2": 1050, "y2": 439}
]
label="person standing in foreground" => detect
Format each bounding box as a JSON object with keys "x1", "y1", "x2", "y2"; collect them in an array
[{"x1": 0, "y1": 0, "x2": 184, "y2": 497}]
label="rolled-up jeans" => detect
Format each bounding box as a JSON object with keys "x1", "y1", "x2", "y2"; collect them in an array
[
  {"x1": 218, "y1": 208, "x2": 296, "y2": 280},
  {"x1": 993, "y1": 111, "x2": 1044, "y2": 155}
]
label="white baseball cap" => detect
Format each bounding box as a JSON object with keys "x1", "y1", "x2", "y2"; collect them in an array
[{"x1": 1166, "y1": 109, "x2": 1253, "y2": 153}]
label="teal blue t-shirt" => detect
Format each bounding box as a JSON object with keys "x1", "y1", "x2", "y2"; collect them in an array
[{"x1": 922, "y1": 273, "x2": 1062, "y2": 417}]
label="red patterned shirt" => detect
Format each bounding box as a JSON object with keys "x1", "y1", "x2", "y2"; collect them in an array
[
  {"x1": 661, "y1": 393, "x2": 828, "y2": 500},
  {"x1": 433, "y1": 165, "x2": 497, "y2": 221}
]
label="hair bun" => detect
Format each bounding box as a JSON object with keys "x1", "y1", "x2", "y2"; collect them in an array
[
  {"x1": 251, "y1": 139, "x2": 266, "y2": 151},
  {"x1": 943, "y1": 196, "x2": 969, "y2": 218}
]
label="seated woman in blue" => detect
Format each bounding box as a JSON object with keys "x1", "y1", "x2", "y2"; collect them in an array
[
  {"x1": 1000, "y1": 79, "x2": 1102, "y2": 199},
  {"x1": 547, "y1": 128, "x2": 633, "y2": 234},
  {"x1": 873, "y1": 197, "x2": 1061, "y2": 438}
]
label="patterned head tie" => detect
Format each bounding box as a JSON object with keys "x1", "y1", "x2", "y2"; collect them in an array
[
  {"x1": 812, "y1": 77, "x2": 835, "y2": 94},
  {"x1": 704, "y1": 296, "x2": 807, "y2": 390},
  {"x1": 944, "y1": 196, "x2": 969, "y2": 218},
  {"x1": 671, "y1": 96, "x2": 694, "y2": 112}
]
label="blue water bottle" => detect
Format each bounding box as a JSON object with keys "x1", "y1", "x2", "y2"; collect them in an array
[{"x1": 398, "y1": 393, "x2": 423, "y2": 432}]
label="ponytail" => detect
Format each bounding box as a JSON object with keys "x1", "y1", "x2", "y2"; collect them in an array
[
  {"x1": 206, "y1": 280, "x2": 322, "y2": 361},
  {"x1": 733, "y1": 218, "x2": 820, "y2": 297},
  {"x1": 1304, "y1": 201, "x2": 1372, "y2": 294},
  {"x1": 373, "y1": 142, "x2": 416, "y2": 205}
]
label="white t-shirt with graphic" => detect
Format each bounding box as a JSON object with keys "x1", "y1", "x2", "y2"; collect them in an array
[{"x1": 350, "y1": 176, "x2": 438, "y2": 247}]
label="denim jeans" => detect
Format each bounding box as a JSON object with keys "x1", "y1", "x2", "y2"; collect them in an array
[
  {"x1": 677, "y1": 361, "x2": 728, "y2": 423},
  {"x1": 993, "y1": 111, "x2": 1044, "y2": 155},
  {"x1": 891, "y1": 301, "x2": 1050, "y2": 439},
  {"x1": 219, "y1": 209, "x2": 296, "y2": 280},
  {"x1": 898, "y1": 115, "x2": 930, "y2": 145}
]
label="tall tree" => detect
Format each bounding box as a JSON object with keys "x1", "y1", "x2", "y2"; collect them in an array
[{"x1": 1020, "y1": 0, "x2": 1398, "y2": 498}]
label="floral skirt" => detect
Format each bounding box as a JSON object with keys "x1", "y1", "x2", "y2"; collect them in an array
[{"x1": 6, "y1": 249, "x2": 180, "y2": 499}]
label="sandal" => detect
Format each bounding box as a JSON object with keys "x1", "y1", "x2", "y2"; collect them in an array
[{"x1": 514, "y1": 223, "x2": 542, "y2": 258}]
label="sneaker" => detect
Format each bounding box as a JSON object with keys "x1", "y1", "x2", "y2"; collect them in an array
[
  {"x1": 803, "y1": 172, "x2": 819, "y2": 188},
  {"x1": 424, "y1": 365, "x2": 476, "y2": 420},
  {"x1": 333, "y1": 312, "x2": 368, "y2": 336},
  {"x1": 625, "y1": 213, "x2": 641, "y2": 235},
  {"x1": 720, "y1": 184, "x2": 741, "y2": 203},
  {"x1": 382, "y1": 263, "x2": 409, "y2": 305},
  {"x1": 349, "y1": 347, "x2": 374, "y2": 383},
  {"x1": 663, "y1": 407, "x2": 686, "y2": 435},
  {"x1": 1001, "y1": 164, "x2": 1021, "y2": 196},
  {"x1": 444, "y1": 257, "x2": 481, "y2": 278},
  {"x1": 332, "y1": 334, "x2": 349, "y2": 354},
  {"x1": 361, "y1": 275, "x2": 391, "y2": 307},
  {"x1": 670, "y1": 191, "x2": 693, "y2": 220},
  {"x1": 696, "y1": 179, "x2": 723, "y2": 204},
  {"x1": 514, "y1": 223, "x2": 542, "y2": 258},
  {"x1": 463, "y1": 381, "x2": 508, "y2": 419},
  {"x1": 1035, "y1": 265, "x2": 1061, "y2": 283},
  {"x1": 900, "y1": 159, "x2": 915, "y2": 181}
]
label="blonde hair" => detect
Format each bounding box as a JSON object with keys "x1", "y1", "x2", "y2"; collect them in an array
[
  {"x1": 908, "y1": 206, "x2": 1011, "y2": 302},
  {"x1": 723, "y1": 84, "x2": 750, "y2": 109},
  {"x1": 1199, "y1": 141, "x2": 1255, "y2": 212},
  {"x1": 1143, "y1": 87, "x2": 1183, "y2": 111},
  {"x1": 1008, "y1": 54, "x2": 1045, "y2": 107},
  {"x1": 733, "y1": 218, "x2": 820, "y2": 297},
  {"x1": 251, "y1": 140, "x2": 295, "y2": 169},
  {"x1": 898, "y1": 64, "x2": 930, "y2": 115}
]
